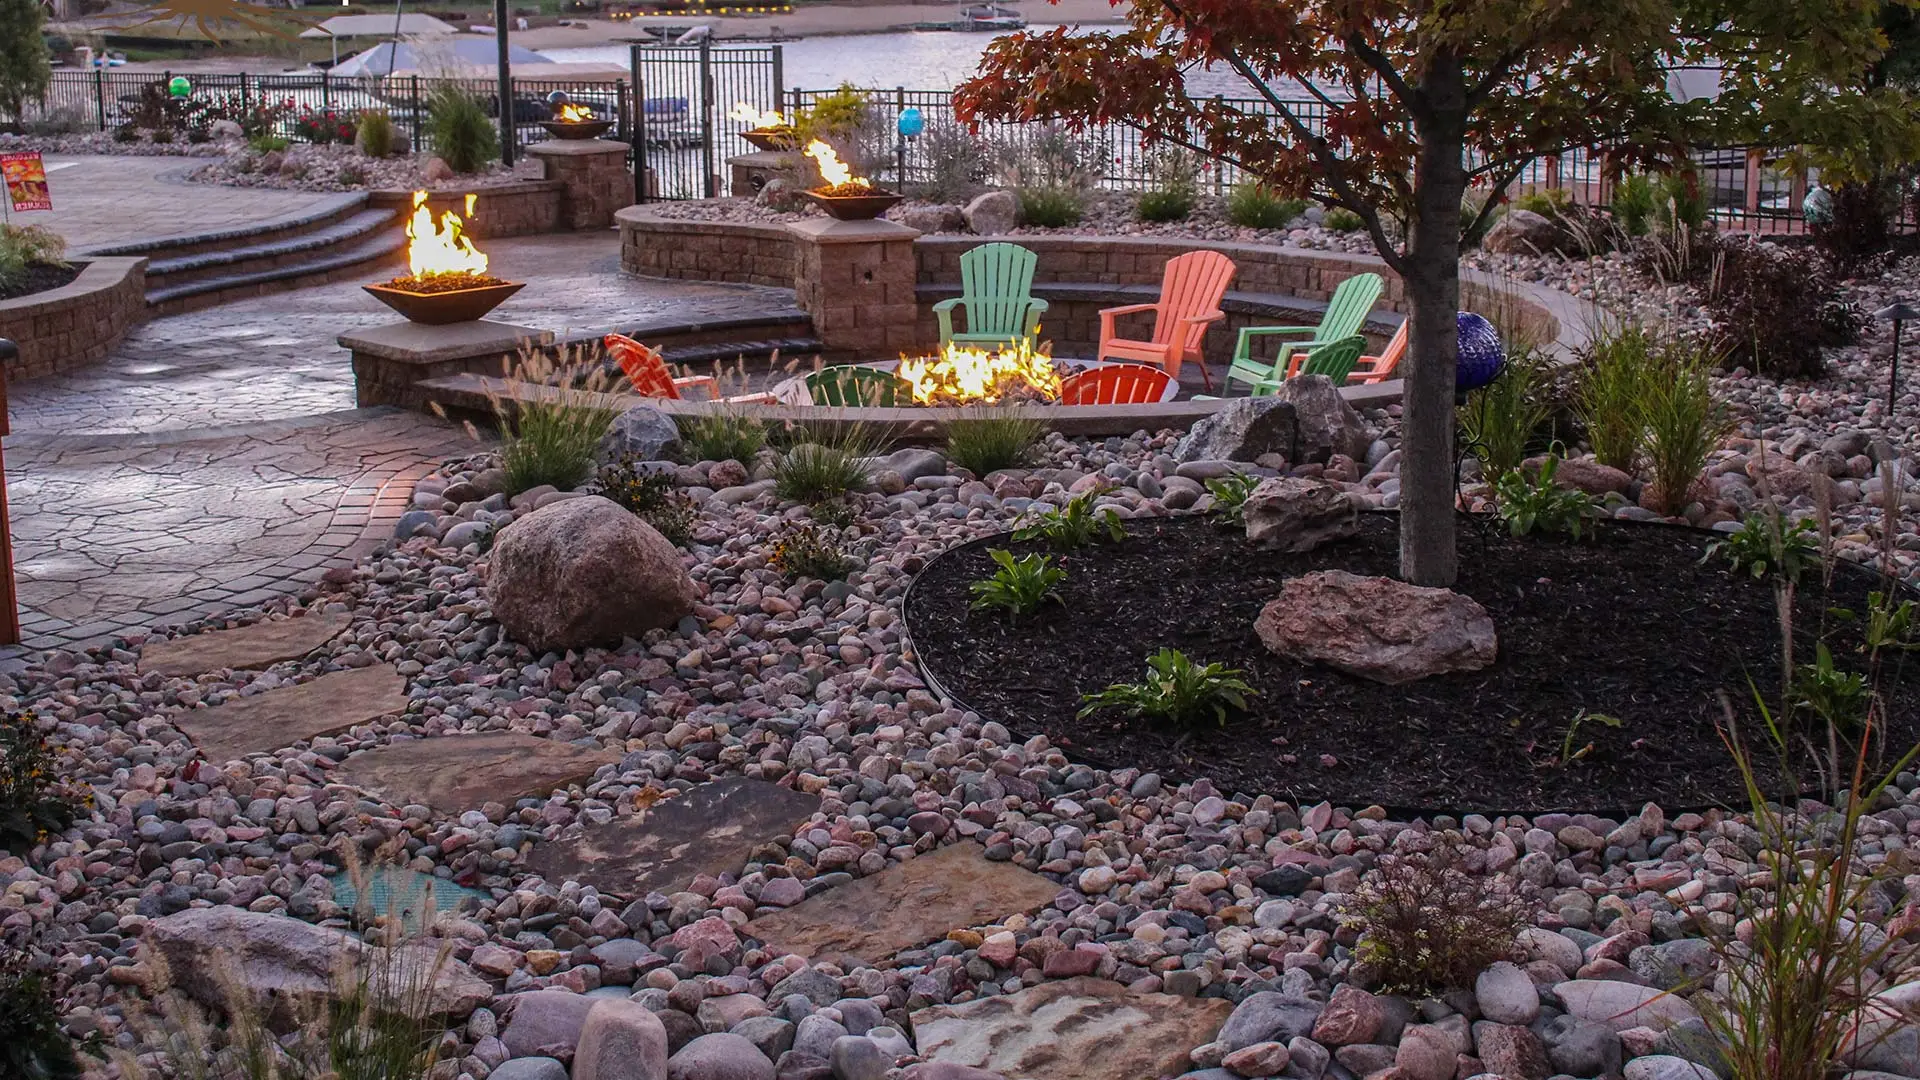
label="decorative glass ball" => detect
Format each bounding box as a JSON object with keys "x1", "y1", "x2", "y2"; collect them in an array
[
  {"x1": 167, "y1": 76, "x2": 191, "y2": 99},
  {"x1": 1456, "y1": 311, "x2": 1505, "y2": 392},
  {"x1": 545, "y1": 90, "x2": 572, "y2": 107}
]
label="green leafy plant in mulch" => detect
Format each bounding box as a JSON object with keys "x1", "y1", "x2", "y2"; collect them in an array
[
  {"x1": 1204, "y1": 471, "x2": 1261, "y2": 525},
  {"x1": 1078, "y1": 648, "x2": 1255, "y2": 728},
  {"x1": 1491, "y1": 455, "x2": 1598, "y2": 540},
  {"x1": 968, "y1": 549, "x2": 1065, "y2": 619},
  {"x1": 1014, "y1": 491, "x2": 1125, "y2": 550},
  {"x1": 1704, "y1": 511, "x2": 1823, "y2": 584}
]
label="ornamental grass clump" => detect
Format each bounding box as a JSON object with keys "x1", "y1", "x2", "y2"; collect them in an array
[
  {"x1": 1641, "y1": 340, "x2": 1732, "y2": 516},
  {"x1": 0, "y1": 224, "x2": 66, "y2": 293},
  {"x1": 773, "y1": 424, "x2": 882, "y2": 503},
  {"x1": 1077, "y1": 648, "x2": 1254, "y2": 727},
  {"x1": 449, "y1": 346, "x2": 617, "y2": 496},
  {"x1": 678, "y1": 407, "x2": 768, "y2": 465},
  {"x1": 1339, "y1": 838, "x2": 1530, "y2": 993},
  {"x1": 1575, "y1": 322, "x2": 1661, "y2": 472},
  {"x1": 1223, "y1": 182, "x2": 1304, "y2": 229},
  {"x1": 424, "y1": 84, "x2": 497, "y2": 175},
  {"x1": 944, "y1": 408, "x2": 1045, "y2": 476},
  {"x1": 355, "y1": 109, "x2": 398, "y2": 158},
  {"x1": 1457, "y1": 343, "x2": 1554, "y2": 483}
]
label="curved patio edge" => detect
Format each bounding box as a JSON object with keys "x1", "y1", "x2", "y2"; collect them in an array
[{"x1": 0, "y1": 257, "x2": 148, "y2": 382}]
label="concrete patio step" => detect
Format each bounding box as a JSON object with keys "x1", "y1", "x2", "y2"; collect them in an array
[
  {"x1": 145, "y1": 227, "x2": 408, "y2": 315},
  {"x1": 143, "y1": 208, "x2": 401, "y2": 291},
  {"x1": 83, "y1": 193, "x2": 373, "y2": 261}
]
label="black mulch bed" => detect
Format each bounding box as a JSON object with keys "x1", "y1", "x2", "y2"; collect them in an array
[
  {"x1": 904, "y1": 513, "x2": 1920, "y2": 814},
  {"x1": 0, "y1": 263, "x2": 81, "y2": 303}
]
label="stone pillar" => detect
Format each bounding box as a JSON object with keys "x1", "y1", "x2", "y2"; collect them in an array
[
  {"x1": 728, "y1": 150, "x2": 807, "y2": 199},
  {"x1": 786, "y1": 217, "x2": 922, "y2": 357},
  {"x1": 526, "y1": 139, "x2": 631, "y2": 231}
]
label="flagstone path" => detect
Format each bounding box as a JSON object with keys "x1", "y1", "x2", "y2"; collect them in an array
[
  {"x1": 332, "y1": 733, "x2": 623, "y2": 815},
  {"x1": 174, "y1": 663, "x2": 411, "y2": 763}
]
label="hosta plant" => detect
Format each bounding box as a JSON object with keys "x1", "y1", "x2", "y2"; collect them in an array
[
  {"x1": 968, "y1": 549, "x2": 1065, "y2": 619},
  {"x1": 1078, "y1": 648, "x2": 1255, "y2": 727}
]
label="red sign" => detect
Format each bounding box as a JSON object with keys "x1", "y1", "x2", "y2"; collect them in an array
[{"x1": 1, "y1": 152, "x2": 52, "y2": 212}]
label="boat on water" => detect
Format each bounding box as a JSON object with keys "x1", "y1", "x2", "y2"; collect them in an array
[{"x1": 953, "y1": 3, "x2": 1024, "y2": 30}]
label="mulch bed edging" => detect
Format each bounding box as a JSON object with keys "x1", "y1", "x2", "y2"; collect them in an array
[{"x1": 903, "y1": 512, "x2": 1920, "y2": 816}]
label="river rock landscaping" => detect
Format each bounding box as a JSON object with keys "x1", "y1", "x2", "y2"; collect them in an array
[{"x1": 1, "y1": 394, "x2": 1917, "y2": 1080}]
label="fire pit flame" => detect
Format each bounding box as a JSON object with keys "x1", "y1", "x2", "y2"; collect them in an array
[
  {"x1": 805, "y1": 140, "x2": 870, "y2": 193},
  {"x1": 730, "y1": 102, "x2": 790, "y2": 128},
  {"x1": 896, "y1": 339, "x2": 1064, "y2": 405},
  {"x1": 554, "y1": 101, "x2": 597, "y2": 123},
  {"x1": 405, "y1": 190, "x2": 489, "y2": 280}
]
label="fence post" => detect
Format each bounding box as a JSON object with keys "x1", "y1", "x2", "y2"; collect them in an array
[
  {"x1": 411, "y1": 75, "x2": 422, "y2": 152},
  {"x1": 1544, "y1": 154, "x2": 1561, "y2": 191},
  {"x1": 699, "y1": 38, "x2": 716, "y2": 198},
  {"x1": 771, "y1": 44, "x2": 784, "y2": 112},
  {"x1": 1789, "y1": 162, "x2": 1807, "y2": 216},
  {"x1": 322, "y1": 70, "x2": 331, "y2": 110},
  {"x1": 894, "y1": 85, "x2": 906, "y2": 188},
  {"x1": 631, "y1": 44, "x2": 649, "y2": 204},
  {"x1": 93, "y1": 68, "x2": 106, "y2": 131}
]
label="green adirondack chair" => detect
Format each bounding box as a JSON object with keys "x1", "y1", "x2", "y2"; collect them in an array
[
  {"x1": 933, "y1": 242, "x2": 1049, "y2": 352},
  {"x1": 1195, "y1": 336, "x2": 1370, "y2": 400},
  {"x1": 1226, "y1": 272, "x2": 1384, "y2": 394},
  {"x1": 805, "y1": 366, "x2": 909, "y2": 406}
]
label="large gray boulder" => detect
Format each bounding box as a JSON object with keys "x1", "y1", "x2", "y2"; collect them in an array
[
  {"x1": 143, "y1": 907, "x2": 490, "y2": 1032},
  {"x1": 1174, "y1": 398, "x2": 1298, "y2": 464},
  {"x1": 1272, "y1": 374, "x2": 1372, "y2": 463},
  {"x1": 575, "y1": 998, "x2": 671, "y2": 1080},
  {"x1": 1255, "y1": 570, "x2": 1497, "y2": 685},
  {"x1": 1482, "y1": 208, "x2": 1565, "y2": 255},
  {"x1": 963, "y1": 191, "x2": 1018, "y2": 235},
  {"x1": 487, "y1": 495, "x2": 695, "y2": 650},
  {"x1": 1243, "y1": 477, "x2": 1358, "y2": 552},
  {"x1": 599, "y1": 404, "x2": 682, "y2": 464}
]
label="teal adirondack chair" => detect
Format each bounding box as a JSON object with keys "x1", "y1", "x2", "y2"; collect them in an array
[
  {"x1": 1226, "y1": 273, "x2": 1384, "y2": 394},
  {"x1": 933, "y1": 242, "x2": 1049, "y2": 352},
  {"x1": 1196, "y1": 336, "x2": 1370, "y2": 399},
  {"x1": 805, "y1": 366, "x2": 909, "y2": 406}
]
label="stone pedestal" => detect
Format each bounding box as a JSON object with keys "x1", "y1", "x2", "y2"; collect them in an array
[
  {"x1": 343, "y1": 319, "x2": 554, "y2": 412},
  {"x1": 728, "y1": 150, "x2": 808, "y2": 199},
  {"x1": 786, "y1": 217, "x2": 922, "y2": 356},
  {"x1": 526, "y1": 139, "x2": 631, "y2": 230}
]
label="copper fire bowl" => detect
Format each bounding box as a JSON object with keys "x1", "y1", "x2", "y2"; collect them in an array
[
  {"x1": 802, "y1": 189, "x2": 905, "y2": 221},
  {"x1": 363, "y1": 281, "x2": 526, "y2": 324},
  {"x1": 539, "y1": 119, "x2": 616, "y2": 140}
]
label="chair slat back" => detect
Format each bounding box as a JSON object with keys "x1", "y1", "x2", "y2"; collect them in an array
[
  {"x1": 1297, "y1": 335, "x2": 1369, "y2": 382},
  {"x1": 1151, "y1": 250, "x2": 1238, "y2": 345},
  {"x1": 958, "y1": 242, "x2": 1041, "y2": 338},
  {"x1": 805, "y1": 366, "x2": 907, "y2": 407},
  {"x1": 606, "y1": 333, "x2": 679, "y2": 399},
  {"x1": 1320, "y1": 273, "x2": 1385, "y2": 341},
  {"x1": 1358, "y1": 320, "x2": 1409, "y2": 382},
  {"x1": 1059, "y1": 363, "x2": 1174, "y2": 405}
]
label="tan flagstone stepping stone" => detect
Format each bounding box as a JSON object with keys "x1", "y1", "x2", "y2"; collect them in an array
[
  {"x1": 333, "y1": 732, "x2": 620, "y2": 815},
  {"x1": 911, "y1": 977, "x2": 1232, "y2": 1080},
  {"x1": 177, "y1": 664, "x2": 410, "y2": 763},
  {"x1": 747, "y1": 841, "x2": 1061, "y2": 966},
  {"x1": 140, "y1": 612, "x2": 352, "y2": 676},
  {"x1": 526, "y1": 776, "x2": 818, "y2": 899}
]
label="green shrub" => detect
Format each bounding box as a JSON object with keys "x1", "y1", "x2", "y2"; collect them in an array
[
  {"x1": 678, "y1": 410, "x2": 767, "y2": 464},
  {"x1": 1014, "y1": 491, "x2": 1124, "y2": 550},
  {"x1": 593, "y1": 459, "x2": 695, "y2": 546},
  {"x1": 1611, "y1": 173, "x2": 1660, "y2": 237},
  {"x1": 0, "y1": 224, "x2": 66, "y2": 293},
  {"x1": 1340, "y1": 839, "x2": 1529, "y2": 993},
  {"x1": 1703, "y1": 511, "x2": 1822, "y2": 583},
  {"x1": 355, "y1": 109, "x2": 397, "y2": 158},
  {"x1": 1136, "y1": 187, "x2": 1195, "y2": 222},
  {"x1": 1492, "y1": 456, "x2": 1598, "y2": 540},
  {"x1": 1077, "y1": 648, "x2": 1255, "y2": 727},
  {"x1": 248, "y1": 133, "x2": 289, "y2": 153},
  {"x1": 1324, "y1": 208, "x2": 1366, "y2": 232},
  {"x1": 1790, "y1": 643, "x2": 1872, "y2": 733},
  {"x1": 1575, "y1": 324, "x2": 1660, "y2": 472},
  {"x1": 773, "y1": 424, "x2": 880, "y2": 503},
  {"x1": 1641, "y1": 341, "x2": 1731, "y2": 515},
  {"x1": 1135, "y1": 147, "x2": 1197, "y2": 222},
  {"x1": 1016, "y1": 184, "x2": 1084, "y2": 228},
  {"x1": 1204, "y1": 471, "x2": 1261, "y2": 524},
  {"x1": 1512, "y1": 188, "x2": 1572, "y2": 218},
  {"x1": 944, "y1": 409, "x2": 1044, "y2": 475},
  {"x1": 770, "y1": 522, "x2": 858, "y2": 580},
  {"x1": 968, "y1": 549, "x2": 1064, "y2": 619},
  {"x1": 1, "y1": 710, "x2": 87, "y2": 853},
  {"x1": 424, "y1": 85, "x2": 497, "y2": 175},
  {"x1": 1458, "y1": 345, "x2": 1553, "y2": 483},
  {"x1": 1706, "y1": 239, "x2": 1863, "y2": 379},
  {"x1": 0, "y1": 938, "x2": 78, "y2": 1080},
  {"x1": 1224, "y1": 183, "x2": 1304, "y2": 229},
  {"x1": 1659, "y1": 171, "x2": 1709, "y2": 232}
]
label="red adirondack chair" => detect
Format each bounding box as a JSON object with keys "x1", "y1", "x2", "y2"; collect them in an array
[
  {"x1": 1058, "y1": 363, "x2": 1175, "y2": 405},
  {"x1": 1349, "y1": 321, "x2": 1409, "y2": 384},
  {"x1": 1095, "y1": 250, "x2": 1236, "y2": 390},
  {"x1": 605, "y1": 333, "x2": 717, "y2": 400}
]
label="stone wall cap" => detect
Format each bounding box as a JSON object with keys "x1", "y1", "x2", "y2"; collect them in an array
[
  {"x1": 785, "y1": 216, "x2": 922, "y2": 243},
  {"x1": 0, "y1": 257, "x2": 147, "y2": 316},
  {"x1": 525, "y1": 138, "x2": 631, "y2": 158},
  {"x1": 338, "y1": 318, "x2": 554, "y2": 363}
]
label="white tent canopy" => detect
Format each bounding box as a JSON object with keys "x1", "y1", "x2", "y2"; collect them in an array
[
  {"x1": 329, "y1": 38, "x2": 552, "y2": 77},
  {"x1": 298, "y1": 13, "x2": 459, "y2": 39}
]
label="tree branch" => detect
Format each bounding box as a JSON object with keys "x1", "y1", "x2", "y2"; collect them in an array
[
  {"x1": 1345, "y1": 34, "x2": 1417, "y2": 108},
  {"x1": 1465, "y1": 159, "x2": 1529, "y2": 240}
]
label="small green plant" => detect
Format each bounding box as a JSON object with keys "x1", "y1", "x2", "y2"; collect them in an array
[
  {"x1": 355, "y1": 108, "x2": 397, "y2": 158},
  {"x1": 1491, "y1": 456, "x2": 1598, "y2": 540},
  {"x1": 1457, "y1": 345, "x2": 1553, "y2": 483},
  {"x1": 678, "y1": 409, "x2": 767, "y2": 464},
  {"x1": 1704, "y1": 512, "x2": 1822, "y2": 583},
  {"x1": 1557, "y1": 709, "x2": 1623, "y2": 764},
  {"x1": 593, "y1": 458, "x2": 696, "y2": 546},
  {"x1": 968, "y1": 549, "x2": 1065, "y2": 619},
  {"x1": 1512, "y1": 187, "x2": 1572, "y2": 218},
  {"x1": 1223, "y1": 183, "x2": 1304, "y2": 229},
  {"x1": 1640, "y1": 341, "x2": 1731, "y2": 515},
  {"x1": 1016, "y1": 184, "x2": 1085, "y2": 227},
  {"x1": 1789, "y1": 643, "x2": 1873, "y2": 733},
  {"x1": 0, "y1": 224, "x2": 66, "y2": 293},
  {"x1": 0, "y1": 710, "x2": 87, "y2": 853},
  {"x1": 769, "y1": 522, "x2": 858, "y2": 580},
  {"x1": 424, "y1": 84, "x2": 498, "y2": 175},
  {"x1": 1611, "y1": 173, "x2": 1660, "y2": 237},
  {"x1": 1576, "y1": 323, "x2": 1659, "y2": 472},
  {"x1": 944, "y1": 409, "x2": 1045, "y2": 475},
  {"x1": 808, "y1": 498, "x2": 859, "y2": 530},
  {"x1": 0, "y1": 936, "x2": 80, "y2": 1080},
  {"x1": 1014, "y1": 491, "x2": 1125, "y2": 550},
  {"x1": 1136, "y1": 186, "x2": 1196, "y2": 222},
  {"x1": 1204, "y1": 471, "x2": 1261, "y2": 525},
  {"x1": 1339, "y1": 838, "x2": 1530, "y2": 993},
  {"x1": 1860, "y1": 592, "x2": 1920, "y2": 653},
  {"x1": 1135, "y1": 147, "x2": 1198, "y2": 222},
  {"x1": 773, "y1": 424, "x2": 881, "y2": 503},
  {"x1": 1077, "y1": 648, "x2": 1255, "y2": 727},
  {"x1": 1324, "y1": 207, "x2": 1366, "y2": 232},
  {"x1": 247, "y1": 133, "x2": 290, "y2": 154}
]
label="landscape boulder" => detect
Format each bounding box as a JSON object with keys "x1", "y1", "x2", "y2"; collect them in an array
[
  {"x1": 963, "y1": 191, "x2": 1018, "y2": 235},
  {"x1": 1174, "y1": 398, "x2": 1299, "y2": 463},
  {"x1": 1255, "y1": 570, "x2": 1498, "y2": 684},
  {"x1": 1482, "y1": 208, "x2": 1565, "y2": 255},
  {"x1": 1524, "y1": 455, "x2": 1634, "y2": 497},
  {"x1": 599, "y1": 403, "x2": 682, "y2": 464},
  {"x1": 1271, "y1": 374, "x2": 1372, "y2": 463},
  {"x1": 1243, "y1": 478, "x2": 1358, "y2": 552},
  {"x1": 487, "y1": 495, "x2": 695, "y2": 650},
  {"x1": 901, "y1": 204, "x2": 966, "y2": 233},
  {"x1": 143, "y1": 907, "x2": 490, "y2": 1032}
]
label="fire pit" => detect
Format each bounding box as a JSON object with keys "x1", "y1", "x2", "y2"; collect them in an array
[
  {"x1": 731, "y1": 103, "x2": 796, "y2": 151},
  {"x1": 365, "y1": 192, "x2": 524, "y2": 325},
  {"x1": 801, "y1": 140, "x2": 903, "y2": 220},
  {"x1": 540, "y1": 99, "x2": 615, "y2": 140},
  {"x1": 895, "y1": 340, "x2": 1064, "y2": 404}
]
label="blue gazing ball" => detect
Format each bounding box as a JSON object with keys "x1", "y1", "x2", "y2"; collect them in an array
[{"x1": 1456, "y1": 311, "x2": 1505, "y2": 392}]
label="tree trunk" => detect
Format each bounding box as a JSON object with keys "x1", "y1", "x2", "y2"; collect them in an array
[{"x1": 1398, "y1": 58, "x2": 1469, "y2": 587}]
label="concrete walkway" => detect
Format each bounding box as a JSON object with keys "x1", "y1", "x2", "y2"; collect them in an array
[
  {"x1": 6, "y1": 232, "x2": 795, "y2": 651},
  {"x1": 24, "y1": 156, "x2": 348, "y2": 252}
]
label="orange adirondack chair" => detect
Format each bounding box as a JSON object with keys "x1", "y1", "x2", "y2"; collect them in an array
[
  {"x1": 605, "y1": 333, "x2": 717, "y2": 400},
  {"x1": 1058, "y1": 363, "x2": 1175, "y2": 405},
  {"x1": 1348, "y1": 321, "x2": 1408, "y2": 385},
  {"x1": 1096, "y1": 251, "x2": 1236, "y2": 390}
]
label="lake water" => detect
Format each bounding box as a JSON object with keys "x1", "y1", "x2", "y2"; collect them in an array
[{"x1": 544, "y1": 27, "x2": 1257, "y2": 96}]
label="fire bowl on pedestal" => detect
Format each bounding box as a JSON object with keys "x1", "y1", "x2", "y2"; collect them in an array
[
  {"x1": 364, "y1": 279, "x2": 526, "y2": 325},
  {"x1": 802, "y1": 188, "x2": 905, "y2": 221},
  {"x1": 538, "y1": 119, "x2": 617, "y2": 141},
  {"x1": 741, "y1": 127, "x2": 797, "y2": 151}
]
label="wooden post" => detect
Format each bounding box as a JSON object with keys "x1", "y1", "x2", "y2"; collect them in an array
[
  {"x1": 0, "y1": 340, "x2": 20, "y2": 645},
  {"x1": 1790, "y1": 164, "x2": 1808, "y2": 215},
  {"x1": 1744, "y1": 148, "x2": 1763, "y2": 214},
  {"x1": 1544, "y1": 155, "x2": 1562, "y2": 191}
]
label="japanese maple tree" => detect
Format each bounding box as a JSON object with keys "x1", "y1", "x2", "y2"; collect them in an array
[{"x1": 955, "y1": 0, "x2": 1916, "y2": 586}]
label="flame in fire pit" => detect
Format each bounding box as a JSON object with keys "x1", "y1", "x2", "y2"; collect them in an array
[
  {"x1": 554, "y1": 101, "x2": 597, "y2": 123},
  {"x1": 406, "y1": 191, "x2": 488, "y2": 278},
  {"x1": 896, "y1": 339, "x2": 1063, "y2": 405},
  {"x1": 805, "y1": 139, "x2": 869, "y2": 192},
  {"x1": 729, "y1": 102, "x2": 789, "y2": 128}
]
